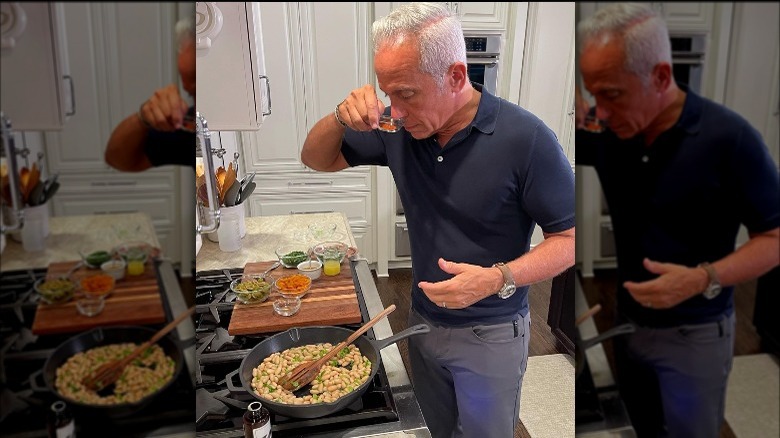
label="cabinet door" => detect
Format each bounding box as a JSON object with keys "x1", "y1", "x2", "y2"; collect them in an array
[
  {"x1": 0, "y1": 3, "x2": 73, "y2": 130},
  {"x1": 196, "y1": 2, "x2": 269, "y2": 131}
]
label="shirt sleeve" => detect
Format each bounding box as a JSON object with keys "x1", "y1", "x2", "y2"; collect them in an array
[
  {"x1": 340, "y1": 129, "x2": 389, "y2": 167},
  {"x1": 521, "y1": 122, "x2": 576, "y2": 233},
  {"x1": 732, "y1": 121, "x2": 780, "y2": 232},
  {"x1": 144, "y1": 130, "x2": 195, "y2": 168}
]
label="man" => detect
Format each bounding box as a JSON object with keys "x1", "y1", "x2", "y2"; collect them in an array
[
  {"x1": 105, "y1": 17, "x2": 195, "y2": 171},
  {"x1": 301, "y1": 3, "x2": 575, "y2": 437},
  {"x1": 576, "y1": 3, "x2": 780, "y2": 437}
]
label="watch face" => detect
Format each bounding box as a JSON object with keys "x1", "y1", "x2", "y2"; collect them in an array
[
  {"x1": 499, "y1": 284, "x2": 516, "y2": 299},
  {"x1": 703, "y1": 284, "x2": 722, "y2": 299}
]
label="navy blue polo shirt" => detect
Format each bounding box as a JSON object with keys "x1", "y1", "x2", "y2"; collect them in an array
[
  {"x1": 341, "y1": 84, "x2": 575, "y2": 327},
  {"x1": 576, "y1": 85, "x2": 780, "y2": 327}
]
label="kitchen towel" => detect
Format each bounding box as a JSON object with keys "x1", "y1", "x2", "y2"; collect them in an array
[{"x1": 519, "y1": 353, "x2": 575, "y2": 438}]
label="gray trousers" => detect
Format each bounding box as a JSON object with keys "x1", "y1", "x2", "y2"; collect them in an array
[
  {"x1": 614, "y1": 312, "x2": 735, "y2": 438},
  {"x1": 407, "y1": 307, "x2": 530, "y2": 438}
]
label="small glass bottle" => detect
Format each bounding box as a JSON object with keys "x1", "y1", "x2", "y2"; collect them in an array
[
  {"x1": 243, "y1": 401, "x2": 272, "y2": 438},
  {"x1": 47, "y1": 401, "x2": 76, "y2": 438}
]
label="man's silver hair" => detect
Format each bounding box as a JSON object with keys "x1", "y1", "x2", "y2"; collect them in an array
[
  {"x1": 175, "y1": 17, "x2": 195, "y2": 53},
  {"x1": 577, "y1": 3, "x2": 671, "y2": 85},
  {"x1": 372, "y1": 2, "x2": 466, "y2": 89}
]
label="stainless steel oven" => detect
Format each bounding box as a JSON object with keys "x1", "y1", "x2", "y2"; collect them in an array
[
  {"x1": 671, "y1": 35, "x2": 705, "y2": 94},
  {"x1": 465, "y1": 34, "x2": 501, "y2": 95}
]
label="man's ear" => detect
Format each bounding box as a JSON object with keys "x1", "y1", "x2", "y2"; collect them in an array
[
  {"x1": 449, "y1": 62, "x2": 469, "y2": 90},
  {"x1": 652, "y1": 62, "x2": 673, "y2": 91}
]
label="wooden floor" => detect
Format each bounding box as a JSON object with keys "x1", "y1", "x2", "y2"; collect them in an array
[
  {"x1": 578, "y1": 268, "x2": 762, "y2": 438},
  {"x1": 373, "y1": 268, "x2": 566, "y2": 438}
]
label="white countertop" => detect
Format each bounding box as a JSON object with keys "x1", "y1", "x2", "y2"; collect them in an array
[
  {"x1": 196, "y1": 212, "x2": 356, "y2": 271},
  {"x1": 0, "y1": 212, "x2": 160, "y2": 272}
]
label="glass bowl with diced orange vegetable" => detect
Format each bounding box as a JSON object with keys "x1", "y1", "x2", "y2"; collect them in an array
[
  {"x1": 79, "y1": 273, "x2": 116, "y2": 298},
  {"x1": 274, "y1": 273, "x2": 312, "y2": 299}
]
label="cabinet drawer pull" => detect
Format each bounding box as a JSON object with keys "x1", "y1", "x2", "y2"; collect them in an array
[
  {"x1": 64, "y1": 75, "x2": 76, "y2": 116},
  {"x1": 288, "y1": 181, "x2": 333, "y2": 187},
  {"x1": 290, "y1": 210, "x2": 333, "y2": 215}
]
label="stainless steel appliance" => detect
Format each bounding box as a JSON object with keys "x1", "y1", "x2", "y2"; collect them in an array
[
  {"x1": 0, "y1": 261, "x2": 196, "y2": 437},
  {"x1": 670, "y1": 35, "x2": 705, "y2": 93},
  {"x1": 465, "y1": 34, "x2": 500, "y2": 95},
  {"x1": 193, "y1": 259, "x2": 430, "y2": 437}
]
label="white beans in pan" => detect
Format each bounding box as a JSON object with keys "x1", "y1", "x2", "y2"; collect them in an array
[
  {"x1": 55, "y1": 343, "x2": 175, "y2": 405},
  {"x1": 251, "y1": 343, "x2": 372, "y2": 405}
]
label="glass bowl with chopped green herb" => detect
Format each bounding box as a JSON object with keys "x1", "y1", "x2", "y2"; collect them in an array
[
  {"x1": 34, "y1": 277, "x2": 76, "y2": 305},
  {"x1": 275, "y1": 245, "x2": 311, "y2": 268},
  {"x1": 230, "y1": 274, "x2": 272, "y2": 304}
]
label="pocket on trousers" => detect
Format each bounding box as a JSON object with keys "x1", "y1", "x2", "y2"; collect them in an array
[{"x1": 471, "y1": 320, "x2": 520, "y2": 344}]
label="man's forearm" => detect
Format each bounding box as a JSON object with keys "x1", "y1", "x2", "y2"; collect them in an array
[
  {"x1": 301, "y1": 111, "x2": 350, "y2": 172},
  {"x1": 712, "y1": 227, "x2": 780, "y2": 288},
  {"x1": 505, "y1": 227, "x2": 576, "y2": 287},
  {"x1": 105, "y1": 113, "x2": 153, "y2": 172}
]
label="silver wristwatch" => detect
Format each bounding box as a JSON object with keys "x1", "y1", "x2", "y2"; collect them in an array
[
  {"x1": 698, "y1": 262, "x2": 722, "y2": 300},
  {"x1": 492, "y1": 262, "x2": 516, "y2": 299}
]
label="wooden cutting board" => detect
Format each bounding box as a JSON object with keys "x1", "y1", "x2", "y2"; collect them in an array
[
  {"x1": 228, "y1": 260, "x2": 362, "y2": 335},
  {"x1": 31, "y1": 260, "x2": 166, "y2": 335}
]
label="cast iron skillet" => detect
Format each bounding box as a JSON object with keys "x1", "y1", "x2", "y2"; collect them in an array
[
  {"x1": 227, "y1": 323, "x2": 430, "y2": 419},
  {"x1": 576, "y1": 323, "x2": 636, "y2": 380},
  {"x1": 30, "y1": 326, "x2": 185, "y2": 418}
]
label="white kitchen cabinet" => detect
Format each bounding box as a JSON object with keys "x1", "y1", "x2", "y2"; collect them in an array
[
  {"x1": 28, "y1": 3, "x2": 189, "y2": 269},
  {"x1": 196, "y1": 2, "x2": 269, "y2": 131},
  {"x1": 0, "y1": 2, "x2": 74, "y2": 131},
  {"x1": 225, "y1": 2, "x2": 375, "y2": 263},
  {"x1": 579, "y1": 3, "x2": 714, "y2": 34}
]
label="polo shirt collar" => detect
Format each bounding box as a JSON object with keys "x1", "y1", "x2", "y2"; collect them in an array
[
  {"x1": 674, "y1": 83, "x2": 703, "y2": 135},
  {"x1": 471, "y1": 82, "x2": 499, "y2": 135}
]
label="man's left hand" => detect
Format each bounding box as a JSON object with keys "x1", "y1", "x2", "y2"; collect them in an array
[
  {"x1": 418, "y1": 258, "x2": 503, "y2": 309},
  {"x1": 624, "y1": 258, "x2": 708, "y2": 309}
]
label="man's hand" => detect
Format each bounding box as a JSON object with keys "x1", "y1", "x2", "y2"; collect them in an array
[
  {"x1": 418, "y1": 258, "x2": 504, "y2": 309},
  {"x1": 139, "y1": 84, "x2": 190, "y2": 132},
  {"x1": 623, "y1": 258, "x2": 709, "y2": 309},
  {"x1": 337, "y1": 84, "x2": 386, "y2": 131}
]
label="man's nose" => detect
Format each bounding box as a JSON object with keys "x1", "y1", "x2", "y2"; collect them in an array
[{"x1": 595, "y1": 106, "x2": 610, "y2": 121}]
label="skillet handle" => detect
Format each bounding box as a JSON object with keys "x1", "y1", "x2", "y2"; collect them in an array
[
  {"x1": 28, "y1": 369, "x2": 48, "y2": 393},
  {"x1": 225, "y1": 368, "x2": 246, "y2": 394},
  {"x1": 371, "y1": 324, "x2": 430, "y2": 351}
]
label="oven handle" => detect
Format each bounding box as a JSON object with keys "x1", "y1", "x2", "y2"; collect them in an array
[
  {"x1": 671, "y1": 58, "x2": 704, "y2": 65},
  {"x1": 467, "y1": 58, "x2": 498, "y2": 66}
]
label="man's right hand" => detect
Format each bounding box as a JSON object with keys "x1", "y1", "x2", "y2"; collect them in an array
[
  {"x1": 336, "y1": 84, "x2": 386, "y2": 131},
  {"x1": 138, "y1": 84, "x2": 190, "y2": 132}
]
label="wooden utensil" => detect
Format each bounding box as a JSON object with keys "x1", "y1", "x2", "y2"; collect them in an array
[
  {"x1": 576, "y1": 304, "x2": 601, "y2": 327},
  {"x1": 278, "y1": 304, "x2": 396, "y2": 391},
  {"x1": 81, "y1": 306, "x2": 195, "y2": 392}
]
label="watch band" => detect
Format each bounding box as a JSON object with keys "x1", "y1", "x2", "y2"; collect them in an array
[
  {"x1": 698, "y1": 262, "x2": 719, "y2": 290},
  {"x1": 493, "y1": 262, "x2": 514, "y2": 289}
]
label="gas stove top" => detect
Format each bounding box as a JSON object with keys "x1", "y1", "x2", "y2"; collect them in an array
[
  {"x1": 0, "y1": 265, "x2": 195, "y2": 437},
  {"x1": 194, "y1": 267, "x2": 408, "y2": 437}
]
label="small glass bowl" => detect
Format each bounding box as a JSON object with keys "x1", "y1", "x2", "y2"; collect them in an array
[
  {"x1": 296, "y1": 259, "x2": 322, "y2": 281},
  {"x1": 311, "y1": 241, "x2": 352, "y2": 264},
  {"x1": 275, "y1": 245, "x2": 310, "y2": 269},
  {"x1": 79, "y1": 274, "x2": 115, "y2": 299},
  {"x1": 81, "y1": 248, "x2": 112, "y2": 269},
  {"x1": 378, "y1": 115, "x2": 404, "y2": 133},
  {"x1": 76, "y1": 294, "x2": 105, "y2": 317},
  {"x1": 274, "y1": 273, "x2": 312, "y2": 299},
  {"x1": 230, "y1": 274, "x2": 272, "y2": 305},
  {"x1": 308, "y1": 222, "x2": 337, "y2": 241},
  {"x1": 34, "y1": 278, "x2": 76, "y2": 305},
  {"x1": 273, "y1": 295, "x2": 301, "y2": 317},
  {"x1": 101, "y1": 259, "x2": 126, "y2": 281}
]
